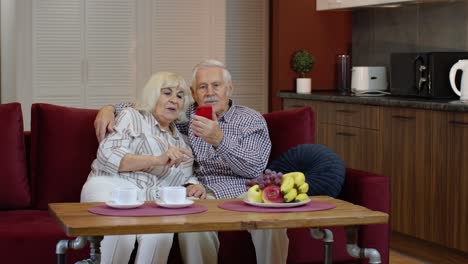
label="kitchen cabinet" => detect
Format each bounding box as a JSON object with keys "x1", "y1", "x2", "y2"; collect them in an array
[
  {"x1": 283, "y1": 99, "x2": 383, "y2": 174},
  {"x1": 282, "y1": 97, "x2": 468, "y2": 253},
  {"x1": 381, "y1": 107, "x2": 432, "y2": 240},
  {"x1": 444, "y1": 112, "x2": 468, "y2": 252},
  {"x1": 316, "y1": 0, "x2": 413, "y2": 11},
  {"x1": 316, "y1": 0, "x2": 455, "y2": 11}
]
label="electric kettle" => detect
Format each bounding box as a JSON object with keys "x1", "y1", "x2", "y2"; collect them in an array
[{"x1": 449, "y1": 59, "x2": 468, "y2": 101}]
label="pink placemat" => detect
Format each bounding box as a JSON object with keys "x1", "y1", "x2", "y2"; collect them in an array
[
  {"x1": 218, "y1": 200, "x2": 335, "y2": 213},
  {"x1": 89, "y1": 202, "x2": 207, "y2": 217}
]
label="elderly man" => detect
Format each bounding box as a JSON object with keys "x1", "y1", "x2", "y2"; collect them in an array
[{"x1": 95, "y1": 59, "x2": 289, "y2": 264}]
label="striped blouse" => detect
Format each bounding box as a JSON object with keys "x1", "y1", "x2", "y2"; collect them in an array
[{"x1": 87, "y1": 108, "x2": 197, "y2": 200}]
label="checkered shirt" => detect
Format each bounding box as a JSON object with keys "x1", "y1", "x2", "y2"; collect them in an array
[{"x1": 115, "y1": 101, "x2": 272, "y2": 199}]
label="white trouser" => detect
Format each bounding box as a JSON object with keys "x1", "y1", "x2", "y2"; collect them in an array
[
  {"x1": 179, "y1": 192, "x2": 289, "y2": 264},
  {"x1": 80, "y1": 176, "x2": 173, "y2": 264}
]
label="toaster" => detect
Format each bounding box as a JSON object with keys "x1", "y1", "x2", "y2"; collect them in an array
[{"x1": 351, "y1": 66, "x2": 388, "y2": 94}]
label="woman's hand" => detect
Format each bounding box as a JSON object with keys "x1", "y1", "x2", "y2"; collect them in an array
[
  {"x1": 186, "y1": 184, "x2": 207, "y2": 199},
  {"x1": 158, "y1": 147, "x2": 193, "y2": 167}
]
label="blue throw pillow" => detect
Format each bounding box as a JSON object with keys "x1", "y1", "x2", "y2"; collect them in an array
[{"x1": 267, "y1": 144, "x2": 345, "y2": 197}]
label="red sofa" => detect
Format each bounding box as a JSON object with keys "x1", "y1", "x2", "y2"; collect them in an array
[{"x1": 0, "y1": 102, "x2": 389, "y2": 264}]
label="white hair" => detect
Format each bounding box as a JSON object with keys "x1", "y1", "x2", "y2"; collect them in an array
[
  {"x1": 191, "y1": 59, "x2": 233, "y2": 95},
  {"x1": 135, "y1": 72, "x2": 192, "y2": 122}
]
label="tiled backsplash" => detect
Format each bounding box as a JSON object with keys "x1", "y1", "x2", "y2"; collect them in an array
[{"x1": 352, "y1": 1, "x2": 468, "y2": 68}]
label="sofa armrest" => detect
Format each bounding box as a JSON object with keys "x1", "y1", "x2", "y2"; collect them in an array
[
  {"x1": 339, "y1": 168, "x2": 390, "y2": 264},
  {"x1": 339, "y1": 168, "x2": 390, "y2": 214}
]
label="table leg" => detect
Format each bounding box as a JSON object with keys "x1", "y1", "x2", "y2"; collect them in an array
[
  {"x1": 310, "y1": 228, "x2": 334, "y2": 264},
  {"x1": 345, "y1": 226, "x2": 382, "y2": 264},
  {"x1": 56, "y1": 236, "x2": 88, "y2": 264},
  {"x1": 75, "y1": 236, "x2": 103, "y2": 264},
  {"x1": 55, "y1": 236, "x2": 103, "y2": 264}
]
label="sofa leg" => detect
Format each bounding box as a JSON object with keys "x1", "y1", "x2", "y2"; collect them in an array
[
  {"x1": 310, "y1": 228, "x2": 333, "y2": 264},
  {"x1": 345, "y1": 226, "x2": 382, "y2": 264}
]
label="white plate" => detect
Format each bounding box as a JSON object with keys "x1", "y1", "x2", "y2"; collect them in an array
[
  {"x1": 243, "y1": 198, "x2": 311, "y2": 208},
  {"x1": 155, "y1": 199, "x2": 194, "y2": 209},
  {"x1": 105, "y1": 200, "x2": 145, "y2": 209}
]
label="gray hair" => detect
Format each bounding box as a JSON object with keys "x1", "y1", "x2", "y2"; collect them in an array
[
  {"x1": 191, "y1": 59, "x2": 233, "y2": 95},
  {"x1": 135, "y1": 72, "x2": 192, "y2": 122}
]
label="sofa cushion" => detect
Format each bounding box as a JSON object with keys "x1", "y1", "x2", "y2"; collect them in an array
[
  {"x1": 268, "y1": 144, "x2": 345, "y2": 197},
  {"x1": 30, "y1": 103, "x2": 98, "y2": 209},
  {"x1": 0, "y1": 210, "x2": 89, "y2": 263},
  {"x1": 0, "y1": 102, "x2": 30, "y2": 209},
  {"x1": 263, "y1": 107, "x2": 315, "y2": 162}
]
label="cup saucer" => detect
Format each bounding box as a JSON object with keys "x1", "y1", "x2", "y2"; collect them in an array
[
  {"x1": 105, "y1": 200, "x2": 145, "y2": 209},
  {"x1": 155, "y1": 199, "x2": 194, "y2": 209}
]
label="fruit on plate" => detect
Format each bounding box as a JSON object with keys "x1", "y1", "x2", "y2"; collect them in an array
[
  {"x1": 280, "y1": 176, "x2": 294, "y2": 194},
  {"x1": 282, "y1": 172, "x2": 306, "y2": 187},
  {"x1": 245, "y1": 170, "x2": 310, "y2": 204},
  {"x1": 295, "y1": 193, "x2": 309, "y2": 202},
  {"x1": 246, "y1": 184, "x2": 263, "y2": 203},
  {"x1": 283, "y1": 188, "x2": 298, "y2": 203},
  {"x1": 298, "y1": 182, "x2": 309, "y2": 194},
  {"x1": 262, "y1": 185, "x2": 283, "y2": 203}
]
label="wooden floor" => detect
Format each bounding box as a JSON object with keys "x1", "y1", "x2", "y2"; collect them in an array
[
  {"x1": 389, "y1": 232, "x2": 468, "y2": 264},
  {"x1": 390, "y1": 249, "x2": 428, "y2": 264}
]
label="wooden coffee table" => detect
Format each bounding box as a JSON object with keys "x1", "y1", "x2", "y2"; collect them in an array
[{"x1": 49, "y1": 196, "x2": 388, "y2": 264}]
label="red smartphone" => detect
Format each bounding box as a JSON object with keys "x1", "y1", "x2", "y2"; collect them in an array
[{"x1": 195, "y1": 105, "x2": 213, "y2": 119}]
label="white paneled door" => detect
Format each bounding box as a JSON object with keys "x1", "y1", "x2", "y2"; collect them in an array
[
  {"x1": 33, "y1": 0, "x2": 137, "y2": 109},
  {"x1": 9, "y1": 0, "x2": 268, "y2": 128}
]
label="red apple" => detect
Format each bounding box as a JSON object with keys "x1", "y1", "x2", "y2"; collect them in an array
[{"x1": 262, "y1": 185, "x2": 283, "y2": 203}]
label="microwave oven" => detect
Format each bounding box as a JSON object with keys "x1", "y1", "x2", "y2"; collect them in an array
[{"x1": 390, "y1": 52, "x2": 468, "y2": 98}]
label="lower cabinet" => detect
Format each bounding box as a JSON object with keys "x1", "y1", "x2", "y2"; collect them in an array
[
  {"x1": 381, "y1": 107, "x2": 432, "y2": 240},
  {"x1": 283, "y1": 98, "x2": 468, "y2": 253},
  {"x1": 319, "y1": 124, "x2": 382, "y2": 173},
  {"x1": 445, "y1": 112, "x2": 468, "y2": 252}
]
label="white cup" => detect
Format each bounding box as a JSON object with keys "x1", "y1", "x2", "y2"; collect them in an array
[
  {"x1": 112, "y1": 187, "x2": 138, "y2": 204},
  {"x1": 158, "y1": 186, "x2": 186, "y2": 204}
]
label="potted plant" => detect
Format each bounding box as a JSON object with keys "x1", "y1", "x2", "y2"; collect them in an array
[{"x1": 291, "y1": 50, "x2": 315, "y2": 94}]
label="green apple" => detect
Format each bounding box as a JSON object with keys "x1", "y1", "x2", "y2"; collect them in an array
[{"x1": 247, "y1": 184, "x2": 263, "y2": 203}]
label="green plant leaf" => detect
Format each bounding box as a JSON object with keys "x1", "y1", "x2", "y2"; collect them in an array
[{"x1": 291, "y1": 50, "x2": 315, "y2": 77}]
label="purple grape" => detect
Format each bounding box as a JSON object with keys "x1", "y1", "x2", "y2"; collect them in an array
[
  {"x1": 274, "y1": 178, "x2": 282, "y2": 186},
  {"x1": 264, "y1": 169, "x2": 272, "y2": 175},
  {"x1": 259, "y1": 183, "x2": 265, "y2": 190}
]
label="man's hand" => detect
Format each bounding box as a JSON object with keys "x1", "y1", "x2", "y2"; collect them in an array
[
  {"x1": 186, "y1": 184, "x2": 207, "y2": 199},
  {"x1": 191, "y1": 111, "x2": 223, "y2": 147},
  {"x1": 94, "y1": 105, "x2": 116, "y2": 142}
]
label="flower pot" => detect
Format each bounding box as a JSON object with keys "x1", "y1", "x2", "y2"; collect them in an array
[{"x1": 296, "y1": 78, "x2": 311, "y2": 94}]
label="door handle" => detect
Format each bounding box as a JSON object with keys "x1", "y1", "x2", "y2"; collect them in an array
[
  {"x1": 449, "y1": 120, "x2": 468, "y2": 126},
  {"x1": 336, "y1": 109, "x2": 356, "y2": 114},
  {"x1": 336, "y1": 132, "x2": 356, "y2": 137},
  {"x1": 391, "y1": 115, "x2": 415, "y2": 120}
]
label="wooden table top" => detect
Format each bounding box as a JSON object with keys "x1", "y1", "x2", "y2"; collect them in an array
[{"x1": 49, "y1": 196, "x2": 388, "y2": 237}]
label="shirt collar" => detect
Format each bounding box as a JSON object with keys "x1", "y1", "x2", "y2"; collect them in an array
[{"x1": 146, "y1": 111, "x2": 179, "y2": 139}]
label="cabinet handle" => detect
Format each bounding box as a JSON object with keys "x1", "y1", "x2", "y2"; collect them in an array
[
  {"x1": 391, "y1": 115, "x2": 415, "y2": 120},
  {"x1": 449, "y1": 120, "x2": 468, "y2": 126},
  {"x1": 336, "y1": 109, "x2": 356, "y2": 114},
  {"x1": 336, "y1": 132, "x2": 356, "y2": 137}
]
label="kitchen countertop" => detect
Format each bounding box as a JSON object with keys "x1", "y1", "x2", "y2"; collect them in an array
[{"x1": 279, "y1": 91, "x2": 468, "y2": 112}]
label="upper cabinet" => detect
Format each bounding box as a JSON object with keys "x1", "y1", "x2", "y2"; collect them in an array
[{"x1": 316, "y1": 0, "x2": 433, "y2": 10}]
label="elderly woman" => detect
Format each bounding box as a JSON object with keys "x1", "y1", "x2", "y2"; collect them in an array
[{"x1": 81, "y1": 72, "x2": 206, "y2": 264}]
